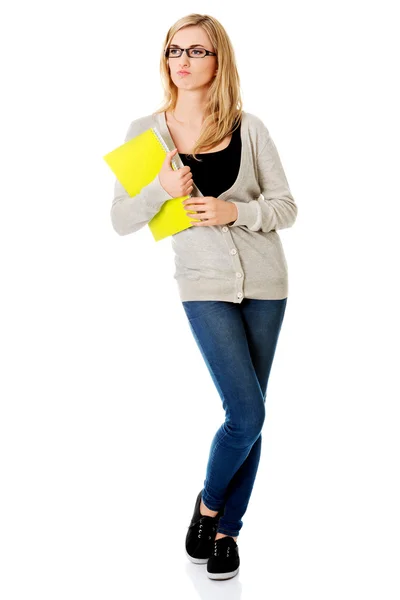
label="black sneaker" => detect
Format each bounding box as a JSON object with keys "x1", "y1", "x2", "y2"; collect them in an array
[
  {"x1": 185, "y1": 489, "x2": 225, "y2": 564},
  {"x1": 206, "y1": 536, "x2": 240, "y2": 580}
]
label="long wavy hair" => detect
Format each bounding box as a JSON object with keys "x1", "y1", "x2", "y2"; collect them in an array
[{"x1": 153, "y1": 13, "x2": 244, "y2": 162}]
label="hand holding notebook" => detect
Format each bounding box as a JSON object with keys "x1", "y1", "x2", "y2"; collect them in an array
[
  {"x1": 104, "y1": 126, "x2": 199, "y2": 241},
  {"x1": 159, "y1": 148, "x2": 195, "y2": 198}
]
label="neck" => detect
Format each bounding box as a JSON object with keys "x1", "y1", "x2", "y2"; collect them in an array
[{"x1": 171, "y1": 92, "x2": 208, "y2": 128}]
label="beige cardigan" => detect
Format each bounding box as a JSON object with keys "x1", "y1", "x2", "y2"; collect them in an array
[{"x1": 110, "y1": 110, "x2": 297, "y2": 302}]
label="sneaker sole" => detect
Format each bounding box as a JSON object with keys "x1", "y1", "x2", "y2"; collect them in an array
[
  {"x1": 207, "y1": 566, "x2": 240, "y2": 580},
  {"x1": 185, "y1": 548, "x2": 209, "y2": 564}
]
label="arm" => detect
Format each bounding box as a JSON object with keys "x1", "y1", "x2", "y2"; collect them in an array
[
  {"x1": 110, "y1": 122, "x2": 174, "y2": 236},
  {"x1": 228, "y1": 127, "x2": 297, "y2": 232}
]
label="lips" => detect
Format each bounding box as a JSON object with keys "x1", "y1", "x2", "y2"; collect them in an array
[{"x1": 178, "y1": 71, "x2": 190, "y2": 75}]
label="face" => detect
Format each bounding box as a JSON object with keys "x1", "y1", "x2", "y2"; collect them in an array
[{"x1": 166, "y1": 25, "x2": 217, "y2": 90}]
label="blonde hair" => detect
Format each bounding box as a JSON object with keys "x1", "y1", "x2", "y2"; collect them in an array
[{"x1": 153, "y1": 13, "x2": 244, "y2": 162}]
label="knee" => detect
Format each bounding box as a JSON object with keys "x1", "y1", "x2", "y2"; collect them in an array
[
  {"x1": 231, "y1": 408, "x2": 265, "y2": 443},
  {"x1": 245, "y1": 415, "x2": 265, "y2": 441}
]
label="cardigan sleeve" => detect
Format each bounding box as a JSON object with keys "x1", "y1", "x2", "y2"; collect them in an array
[
  {"x1": 111, "y1": 173, "x2": 174, "y2": 236},
  {"x1": 228, "y1": 130, "x2": 297, "y2": 232},
  {"x1": 110, "y1": 122, "x2": 175, "y2": 236}
]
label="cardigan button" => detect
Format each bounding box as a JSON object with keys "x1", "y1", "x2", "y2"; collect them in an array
[
  {"x1": 236, "y1": 272, "x2": 242, "y2": 278},
  {"x1": 237, "y1": 292, "x2": 243, "y2": 298},
  {"x1": 222, "y1": 226, "x2": 228, "y2": 232},
  {"x1": 230, "y1": 248, "x2": 237, "y2": 255}
]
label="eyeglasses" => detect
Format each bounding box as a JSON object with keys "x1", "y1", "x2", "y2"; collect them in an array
[{"x1": 165, "y1": 47, "x2": 217, "y2": 59}]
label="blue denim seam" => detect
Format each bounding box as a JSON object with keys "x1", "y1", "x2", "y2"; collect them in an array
[{"x1": 202, "y1": 428, "x2": 230, "y2": 508}]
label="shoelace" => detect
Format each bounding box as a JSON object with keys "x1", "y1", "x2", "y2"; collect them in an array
[
  {"x1": 213, "y1": 538, "x2": 235, "y2": 557},
  {"x1": 195, "y1": 516, "x2": 219, "y2": 541}
]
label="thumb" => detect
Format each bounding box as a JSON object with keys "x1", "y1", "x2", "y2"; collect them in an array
[{"x1": 164, "y1": 148, "x2": 179, "y2": 170}]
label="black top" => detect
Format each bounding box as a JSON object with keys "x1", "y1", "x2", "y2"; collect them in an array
[{"x1": 178, "y1": 121, "x2": 242, "y2": 198}]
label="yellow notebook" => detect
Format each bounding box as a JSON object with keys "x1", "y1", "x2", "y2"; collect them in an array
[{"x1": 103, "y1": 126, "x2": 198, "y2": 241}]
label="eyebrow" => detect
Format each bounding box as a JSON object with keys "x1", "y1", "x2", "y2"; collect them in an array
[{"x1": 169, "y1": 44, "x2": 206, "y2": 48}]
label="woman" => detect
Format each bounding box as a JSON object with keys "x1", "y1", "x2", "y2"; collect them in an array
[{"x1": 111, "y1": 13, "x2": 297, "y2": 580}]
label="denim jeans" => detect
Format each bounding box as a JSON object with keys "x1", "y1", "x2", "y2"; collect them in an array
[{"x1": 181, "y1": 297, "x2": 287, "y2": 537}]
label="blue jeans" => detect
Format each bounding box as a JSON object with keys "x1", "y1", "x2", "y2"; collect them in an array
[{"x1": 182, "y1": 297, "x2": 287, "y2": 537}]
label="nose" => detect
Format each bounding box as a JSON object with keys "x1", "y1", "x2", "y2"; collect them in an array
[{"x1": 179, "y1": 52, "x2": 190, "y2": 70}]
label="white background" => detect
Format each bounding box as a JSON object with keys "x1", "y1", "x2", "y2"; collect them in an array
[{"x1": 1, "y1": 1, "x2": 399, "y2": 598}]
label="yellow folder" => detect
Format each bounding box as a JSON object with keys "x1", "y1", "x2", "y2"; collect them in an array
[{"x1": 103, "y1": 126, "x2": 198, "y2": 241}]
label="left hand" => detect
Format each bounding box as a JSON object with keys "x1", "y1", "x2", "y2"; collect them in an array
[{"x1": 182, "y1": 196, "x2": 238, "y2": 227}]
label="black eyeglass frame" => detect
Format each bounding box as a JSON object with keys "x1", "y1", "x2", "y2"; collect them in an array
[{"x1": 164, "y1": 47, "x2": 217, "y2": 58}]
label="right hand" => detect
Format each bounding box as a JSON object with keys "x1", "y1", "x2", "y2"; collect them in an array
[{"x1": 158, "y1": 148, "x2": 194, "y2": 198}]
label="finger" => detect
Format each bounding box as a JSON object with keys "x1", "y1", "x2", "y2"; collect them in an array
[
  {"x1": 180, "y1": 173, "x2": 192, "y2": 186},
  {"x1": 188, "y1": 199, "x2": 206, "y2": 205},
  {"x1": 185, "y1": 184, "x2": 194, "y2": 195},
  {"x1": 181, "y1": 173, "x2": 193, "y2": 185},
  {"x1": 191, "y1": 211, "x2": 209, "y2": 220}
]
